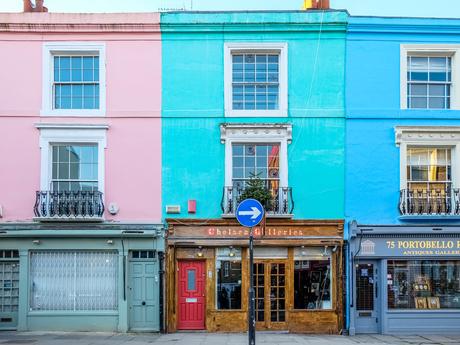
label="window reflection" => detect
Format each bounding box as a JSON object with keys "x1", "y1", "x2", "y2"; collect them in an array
[
  {"x1": 216, "y1": 248, "x2": 242, "y2": 310},
  {"x1": 294, "y1": 258, "x2": 331, "y2": 310},
  {"x1": 51, "y1": 144, "x2": 98, "y2": 192},
  {"x1": 388, "y1": 260, "x2": 460, "y2": 309}
]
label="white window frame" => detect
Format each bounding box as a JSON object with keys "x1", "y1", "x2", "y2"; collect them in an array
[
  {"x1": 224, "y1": 42, "x2": 288, "y2": 117},
  {"x1": 400, "y1": 44, "x2": 460, "y2": 110},
  {"x1": 36, "y1": 123, "x2": 108, "y2": 194},
  {"x1": 395, "y1": 126, "x2": 460, "y2": 191},
  {"x1": 41, "y1": 42, "x2": 106, "y2": 117},
  {"x1": 220, "y1": 123, "x2": 292, "y2": 188}
]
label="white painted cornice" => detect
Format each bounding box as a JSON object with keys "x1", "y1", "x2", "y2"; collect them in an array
[
  {"x1": 220, "y1": 123, "x2": 292, "y2": 144},
  {"x1": 395, "y1": 126, "x2": 460, "y2": 146}
]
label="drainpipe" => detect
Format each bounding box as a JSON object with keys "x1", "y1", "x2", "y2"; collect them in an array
[
  {"x1": 343, "y1": 241, "x2": 349, "y2": 334},
  {"x1": 158, "y1": 251, "x2": 165, "y2": 332}
]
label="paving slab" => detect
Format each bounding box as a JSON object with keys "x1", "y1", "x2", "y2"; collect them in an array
[{"x1": 2, "y1": 332, "x2": 460, "y2": 345}]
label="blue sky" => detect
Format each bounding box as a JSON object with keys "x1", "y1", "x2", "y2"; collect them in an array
[{"x1": 1, "y1": 0, "x2": 459, "y2": 18}]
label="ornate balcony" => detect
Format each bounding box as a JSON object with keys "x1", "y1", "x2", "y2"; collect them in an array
[
  {"x1": 399, "y1": 188, "x2": 460, "y2": 216},
  {"x1": 221, "y1": 186, "x2": 294, "y2": 217},
  {"x1": 34, "y1": 190, "x2": 104, "y2": 221}
]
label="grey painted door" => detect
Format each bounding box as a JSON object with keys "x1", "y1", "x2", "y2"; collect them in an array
[
  {"x1": 0, "y1": 261, "x2": 19, "y2": 330},
  {"x1": 355, "y1": 261, "x2": 380, "y2": 333},
  {"x1": 128, "y1": 258, "x2": 159, "y2": 331}
]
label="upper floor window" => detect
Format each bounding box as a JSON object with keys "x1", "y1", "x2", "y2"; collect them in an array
[
  {"x1": 401, "y1": 45, "x2": 460, "y2": 110},
  {"x1": 53, "y1": 55, "x2": 100, "y2": 110},
  {"x1": 220, "y1": 124, "x2": 293, "y2": 216},
  {"x1": 232, "y1": 143, "x2": 280, "y2": 192},
  {"x1": 51, "y1": 144, "x2": 98, "y2": 192},
  {"x1": 407, "y1": 56, "x2": 451, "y2": 109},
  {"x1": 395, "y1": 126, "x2": 460, "y2": 216},
  {"x1": 232, "y1": 54, "x2": 279, "y2": 111},
  {"x1": 42, "y1": 43, "x2": 106, "y2": 116},
  {"x1": 35, "y1": 124, "x2": 107, "y2": 220},
  {"x1": 406, "y1": 147, "x2": 451, "y2": 193},
  {"x1": 37, "y1": 124, "x2": 107, "y2": 193},
  {"x1": 224, "y1": 43, "x2": 288, "y2": 117}
]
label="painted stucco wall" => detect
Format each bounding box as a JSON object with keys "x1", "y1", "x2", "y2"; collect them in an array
[
  {"x1": 345, "y1": 16, "x2": 460, "y2": 332},
  {"x1": 345, "y1": 16, "x2": 460, "y2": 233},
  {"x1": 161, "y1": 11, "x2": 347, "y2": 220},
  {"x1": 0, "y1": 13, "x2": 162, "y2": 222}
]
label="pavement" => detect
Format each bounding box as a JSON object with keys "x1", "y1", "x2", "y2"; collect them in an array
[{"x1": 0, "y1": 332, "x2": 460, "y2": 345}]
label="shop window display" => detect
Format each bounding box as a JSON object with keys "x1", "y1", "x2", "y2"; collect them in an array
[
  {"x1": 294, "y1": 259, "x2": 331, "y2": 310},
  {"x1": 216, "y1": 248, "x2": 242, "y2": 310},
  {"x1": 388, "y1": 260, "x2": 460, "y2": 309}
]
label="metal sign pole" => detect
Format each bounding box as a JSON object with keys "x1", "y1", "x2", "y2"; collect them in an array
[
  {"x1": 248, "y1": 226, "x2": 255, "y2": 345},
  {"x1": 235, "y1": 198, "x2": 263, "y2": 345}
]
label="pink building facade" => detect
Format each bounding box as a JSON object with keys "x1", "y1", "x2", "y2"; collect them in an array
[{"x1": 0, "y1": 13, "x2": 164, "y2": 332}]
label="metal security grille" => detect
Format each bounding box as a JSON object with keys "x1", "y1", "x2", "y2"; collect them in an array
[
  {"x1": 0, "y1": 261, "x2": 19, "y2": 314},
  {"x1": 356, "y1": 263, "x2": 374, "y2": 311},
  {"x1": 30, "y1": 251, "x2": 118, "y2": 311}
]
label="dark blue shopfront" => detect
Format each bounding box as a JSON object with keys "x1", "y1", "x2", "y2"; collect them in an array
[{"x1": 349, "y1": 223, "x2": 460, "y2": 335}]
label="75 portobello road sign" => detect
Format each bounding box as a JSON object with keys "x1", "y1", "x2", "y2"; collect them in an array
[{"x1": 359, "y1": 238, "x2": 460, "y2": 257}]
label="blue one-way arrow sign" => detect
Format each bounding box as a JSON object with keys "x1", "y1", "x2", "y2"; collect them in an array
[{"x1": 236, "y1": 199, "x2": 264, "y2": 227}]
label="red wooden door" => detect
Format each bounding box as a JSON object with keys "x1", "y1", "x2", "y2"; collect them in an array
[{"x1": 177, "y1": 260, "x2": 206, "y2": 330}]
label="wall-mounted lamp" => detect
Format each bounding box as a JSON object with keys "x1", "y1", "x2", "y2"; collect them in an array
[
  {"x1": 229, "y1": 246, "x2": 235, "y2": 257},
  {"x1": 108, "y1": 203, "x2": 119, "y2": 215},
  {"x1": 300, "y1": 245, "x2": 307, "y2": 256},
  {"x1": 332, "y1": 245, "x2": 338, "y2": 253},
  {"x1": 196, "y1": 246, "x2": 204, "y2": 258},
  {"x1": 32, "y1": 239, "x2": 40, "y2": 245},
  {"x1": 322, "y1": 245, "x2": 329, "y2": 257},
  {"x1": 107, "y1": 239, "x2": 114, "y2": 245}
]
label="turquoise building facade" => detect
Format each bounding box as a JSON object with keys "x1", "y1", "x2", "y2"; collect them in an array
[
  {"x1": 161, "y1": 11, "x2": 348, "y2": 333},
  {"x1": 161, "y1": 11, "x2": 347, "y2": 220}
]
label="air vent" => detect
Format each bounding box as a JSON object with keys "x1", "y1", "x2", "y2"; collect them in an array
[
  {"x1": 166, "y1": 205, "x2": 181, "y2": 214},
  {"x1": 0, "y1": 250, "x2": 19, "y2": 258}
]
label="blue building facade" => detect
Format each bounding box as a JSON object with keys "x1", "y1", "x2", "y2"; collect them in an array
[{"x1": 346, "y1": 16, "x2": 460, "y2": 334}]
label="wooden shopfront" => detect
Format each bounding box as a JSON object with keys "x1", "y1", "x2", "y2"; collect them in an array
[{"x1": 165, "y1": 219, "x2": 344, "y2": 334}]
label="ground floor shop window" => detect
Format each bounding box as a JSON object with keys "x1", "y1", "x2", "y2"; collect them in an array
[
  {"x1": 293, "y1": 255, "x2": 332, "y2": 310},
  {"x1": 216, "y1": 248, "x2": 242, "y2": 310},
  {"x1": 30, "y1": 251, "x2": 118, "y2": 311},
  {"x1": 388, "y1": 260, "x2": 460, "y2": 309}
]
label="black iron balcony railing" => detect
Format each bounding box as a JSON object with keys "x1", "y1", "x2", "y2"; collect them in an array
[
  {"x1": 399, "y1": 188, "x2": 460, "y2": 216},
  {"x1": 34, "y1": 190, "x2": 104, "y2": 220},
  {"x1": 221, "y1": 186, "x2": 294, "y2": 216}
]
